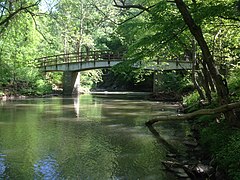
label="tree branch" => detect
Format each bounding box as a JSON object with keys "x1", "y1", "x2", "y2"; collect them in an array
[
  {"x1": 0, "y1": 3, "x2": 10, "y2": 14},
  {"x1": 113, "y1": 0, "x2": 150, "y2": 12},
  {"x1": 25, "y1": 10, "x2": 52, "y2": 44},
  {"x1": 118, "y1": 10, "x2": 146, "y2": 25},
  {"x1": 218, "y1": 15, "x2": 240, "y2": 22},
  {"x1": 112, "y1": 0, "x2": 158, "y2": 25},
  {"x1": 0, "y1": 1, "x2": 39, "y2": 27},
  {"x1": 113, "y1": 0, "x2": 156, "y2": 13},
  {"x1": 157, "y1": 25, "x2": 188, "y2": 47},
  {"x1": 92, "y1": 4, "x2": 119, "y2": 25},
  {"x1": 145, "y1": 101, "x2": 240, "y2": 126}
]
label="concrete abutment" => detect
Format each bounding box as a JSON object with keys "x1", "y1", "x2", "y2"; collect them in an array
[{"x1": 62, "y1": 71, "x2": 81, "y2": 95}]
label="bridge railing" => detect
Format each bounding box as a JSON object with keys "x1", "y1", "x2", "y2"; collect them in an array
[
  {"x1": 36, "y1": 50, "x2": 124, "y2": 67},
  {"x1": 36, "y1": 50, "x2": 193, "y2": 71}
]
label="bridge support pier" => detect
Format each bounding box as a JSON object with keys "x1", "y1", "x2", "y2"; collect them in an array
[{"x1": 63, "y1": 71, "x2": 81, "y2": 95}]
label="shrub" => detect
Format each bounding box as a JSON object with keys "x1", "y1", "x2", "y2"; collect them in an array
[
  {"x1": 228, "y1": 66, "x2": 240, "y2": 101},
  {"x1": 200, "y1": 120, "x2": 240, "y2": 180},
  {"x1": 13, "y1": 67, "x2": 52, "y2": 95},
  {"x1": 183, "y1": 91, "x2": 200, "y2": 112},
  {"x1": 215, "y1": 131, "x2": 240, "y2": 180},
  {"x1": 0, "y1": 90, "x2": 4, "y2": 96},
  {"x1": 154, "y1": 71, "x2": 192, "y2": 93},
  {"x1": 80, "y1": 70, "x2": 103, "y2": 90},
  {"x1": 34, "y1": 79, "x2": 52, "y2": 95},
  {"x1": 183, "y1": 91, "x2": 200, "y2": 105}
]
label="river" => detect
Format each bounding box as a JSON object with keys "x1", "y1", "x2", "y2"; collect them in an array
[{"x1": 0, "y1": 94, "x2": 189, "y2": 179}]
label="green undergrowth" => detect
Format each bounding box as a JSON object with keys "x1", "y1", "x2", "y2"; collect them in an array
[
  {"x1": 0, "y1": 67, "x2": 52, "y2": 96},
  {"x1": 198, "y1": 116, "x2": 240, "y2": 180},
  {"x1": 183, "y1": 91, "x2": 200, "y2": 112},
  {"x1": 184, "y1": 70, "x2": 240, "y2": 179},
  {"x1": 228, "y1": 66, "x2": 240, "y2": 101},
  {"x1": 179, "y1": 92, "x2": 240, "y2": 179},
  {"x1": 0, "y1": 90, "x2": 4, "y2": 96}
]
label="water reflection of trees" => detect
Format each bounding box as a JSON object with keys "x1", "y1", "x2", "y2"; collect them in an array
[{"x1": 0, "y1": 96, "x2": 181, "y2": 179}]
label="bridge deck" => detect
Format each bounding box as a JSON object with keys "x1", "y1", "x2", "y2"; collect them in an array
[{"x1": 36, "y1": 50, "x2": 192, "y2": 72}]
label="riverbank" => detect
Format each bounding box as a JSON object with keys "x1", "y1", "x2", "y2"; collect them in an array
[
  {"x1": 146, "y1": 117, "x2": 233, "y2": 179},
  {"x1": 146, "y1": 118, "x2": 219, "y2": 179},
  {"x1": 178, "y1": 92, "x2": 240, "y2": 179},
  {"x1": 0, "y1": 91, "x2": 61, "y2": 101},
  {"x1": 145, "y1": 94, "x2": 240, "y2": 179},
  {"x1": 191, "y1": 115, "x2": 240, "y2": 180}
]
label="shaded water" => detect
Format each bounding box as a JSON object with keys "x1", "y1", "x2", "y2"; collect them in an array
[{"x1": 0, "y1": 94, "x2": 189, "y2": 179}]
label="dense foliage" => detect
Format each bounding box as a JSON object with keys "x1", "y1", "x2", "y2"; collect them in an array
[
  {"x1": 0, "y1": 0, "x2": 123, "y2": 95},
  {"x1": 196, "y1": 116, "x2": 240, "y2": 180}
]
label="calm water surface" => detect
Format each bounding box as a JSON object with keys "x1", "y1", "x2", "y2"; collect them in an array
[{"x1": 0, "y1": 94, "x2": 189, "y2": 179}]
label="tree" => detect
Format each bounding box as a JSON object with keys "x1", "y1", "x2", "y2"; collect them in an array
[
  {"x1": 113, "y1": 0, "x2": 240, "y2": 125},
  {"x1": 39, "y1": 0, "x2": 122, "y2": 54},
  {"x1": 0, "y1": 0, "x2": 39, "y2": 35},
  {"x1": 0, "y1": 0, "x2": 53, "y2": 95}
]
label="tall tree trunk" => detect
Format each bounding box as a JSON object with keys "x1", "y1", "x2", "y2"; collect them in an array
[
  {"x1": 201, "y1": 60, "x2": 216, "y2": 92},
  {"x1": 191, "y1": 40, "x2": 205, "y2": 100},
  {"x1": 174, "y1": 0, "x2": 237, "y2": 125},
  {"x1": 197, "y1": 71, "x2": 212, "y2": 103}
]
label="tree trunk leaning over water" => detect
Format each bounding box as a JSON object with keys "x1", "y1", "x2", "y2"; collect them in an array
[
  {"x1": 146, "y1": 102, "x2": 240, "y2": 126},
  {"x1": 174, "y1": 0, "x2": 229, "y2": 104}
]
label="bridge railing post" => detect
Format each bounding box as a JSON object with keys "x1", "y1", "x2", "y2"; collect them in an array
[
  {"x1": 43, "y1": 57, "x2": 46, "y2": 67},
  {"x1": 55, "y1": 56, "x2": 58, "y2": 66},
  {"x1": 78, "y1": 52, "x2": 82, "y2": 62},
  {"x1": 93, "y1": 51, "x2": 97, "y2": 62},
  {"x1": 176, "y1": 57, "x2": 179, "y2": 67},
  {"x1": 86, "y1": 50, "x2": 89, "y2": 61},
  {"x1": 77, "y1": 52, "x2": 80, "y2": 62}
]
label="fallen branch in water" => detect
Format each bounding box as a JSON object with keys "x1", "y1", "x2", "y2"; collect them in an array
[
  {"x1": 146, "y1": 101, "x2": 240, "y2": 126},
  {"x1": 146, "y1": 124, "x2": 178, "y2": 154}
]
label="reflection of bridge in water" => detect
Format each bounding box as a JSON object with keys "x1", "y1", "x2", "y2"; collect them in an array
[{"x1": 36, "y1": 50, "x2": 192, "y2": 95}]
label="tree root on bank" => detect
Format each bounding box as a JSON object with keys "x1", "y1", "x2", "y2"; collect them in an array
[{"x1": 146, "y1": 101, "x2": 240, "y2": 126}]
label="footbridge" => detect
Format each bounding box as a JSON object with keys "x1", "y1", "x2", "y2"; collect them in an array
[{"x1": 36, "y1": 50, "x2": 192, "y2": 95}]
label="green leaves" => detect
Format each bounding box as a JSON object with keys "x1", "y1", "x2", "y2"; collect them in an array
[
  {"x1": 39, "y1": 0, "x2": 121, "y2": 54},
  {"x1": 117, "y1": 0, "x2": 239, "y2": 63}
]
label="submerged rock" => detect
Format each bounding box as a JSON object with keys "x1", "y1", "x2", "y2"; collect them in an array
[
  {"x1": 162, "y1": 160, "x2": 190, "y2": 179},
  {"x1": 166, "y1": 153, "x2": 177, "y2": 158},
  {"x1": 183, "y1": 163, "x2": 215, "y2": 179},
  {"x1": 183, "y1": 140, "x2": 198, "y2": 147},
  {"x1": 183, "y1": 137, "x2": 198, "y2": 148}
]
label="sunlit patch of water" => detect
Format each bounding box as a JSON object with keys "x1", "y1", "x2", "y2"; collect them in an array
[
  {"x1": 0, "y1": 154, "x2": 7, "y2": 178},
  {"x1": 34, "y1": 155, "x2": 60, "y2": 179}
]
